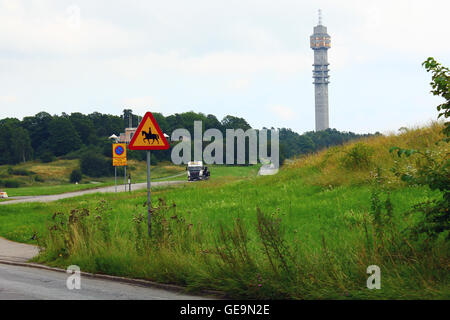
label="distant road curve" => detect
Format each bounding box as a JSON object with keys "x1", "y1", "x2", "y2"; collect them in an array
[{"x1": 0, "y1": 180, "x2": 185, "y2": 206}]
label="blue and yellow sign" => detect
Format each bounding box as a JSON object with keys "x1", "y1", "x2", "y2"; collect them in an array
[{"x1": 113, "y1": 143, "x2": 127, "y2": 166}]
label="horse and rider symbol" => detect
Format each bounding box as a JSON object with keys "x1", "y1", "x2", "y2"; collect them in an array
[
  {"x1": 142, "y1": 127, "x2": 160, "y2": 144},
  {"x1": 128, "y1": 112, "x2": 169, "y2": 151}
]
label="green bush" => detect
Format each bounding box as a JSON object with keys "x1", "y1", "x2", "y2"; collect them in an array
[
  {"x1": 2, "y1": 179, "x2": 21, "y2": 188},
  {"x1": 151, "y1": 153, "x2": 159, "y2": 165},
  {"x1": 8, "y1": 168, "x2": 35, "y2": 176},
  {"x1": 70, "y1": 169, "x2": 82, "y2": 183},
  {"x1": 389, "y1": 57, "x2": 450, "y2": 240},
  {"x1": 128, "y1": 149, "x2": 146, "y2": 161},
  {"x1": 115, "y1": 166, "x2": 126, "y2": 176},
  {"x1": 34, "y1": 175, "x2": 45, "y2": 182},
  {"x1": 80, "y1": 152, "x2": 111, "y2": 177},
  {"x1": 40, "y1": 151, "x2": 55, "y2": 163},
  {"x1": 61, "y1": 145, "x2": 98, "y2": 160},
  {"x1": 340, "y1": 143, "x2": 374, "y2": 170}
]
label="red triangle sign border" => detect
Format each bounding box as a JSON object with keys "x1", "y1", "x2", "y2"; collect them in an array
[{"x1": 128, "y1": 112, "x2": 170, "y2": 150}]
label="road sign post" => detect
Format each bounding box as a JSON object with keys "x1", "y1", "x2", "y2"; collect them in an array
[
  {"x1": 128, "y1": 112, "x2": 170, "y2": 236},
  {"x1": 113, "y1": 143, "x2": 127, "y2": 193},
  {"x1": 124, "y1": 166, "x2": 127, "y2": 192},
  {"x1": 147, "y1": 151, "x2": 151, "y2": 235}
]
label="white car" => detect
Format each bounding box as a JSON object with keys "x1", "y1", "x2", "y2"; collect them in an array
[{"x1": 0, "y1": 191, "x2": 8, "y2": 198}]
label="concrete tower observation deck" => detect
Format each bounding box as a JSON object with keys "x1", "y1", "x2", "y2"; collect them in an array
[{"x1": 310, "y1": 10, "x2": 331, "y2": 131}]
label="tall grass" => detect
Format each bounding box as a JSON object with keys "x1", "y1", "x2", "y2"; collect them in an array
[
  {"x1": 288, "y1": 122, "x2": 447, "y2": 187},
  {"x1": 34, "y1": 190, "x2": 449, "y2": 299}
]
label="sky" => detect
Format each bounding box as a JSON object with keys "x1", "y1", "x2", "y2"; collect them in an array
[{"x1": 0, "y1": 0, "x2": 449, "y2": 134}]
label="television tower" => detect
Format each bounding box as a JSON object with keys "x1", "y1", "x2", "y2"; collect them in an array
[{"x1": 310, "y1": 9, "x2": 331, "y2": 131}]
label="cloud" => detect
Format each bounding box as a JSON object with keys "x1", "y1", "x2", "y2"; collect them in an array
[
  {"x1": 179, "y1": 52, "x2": 310, "y2": 75},
  {"x1": 105, "y1": 51, "x2": 311, "y2": 80},
  {"x1": 0, "y1": 95, "x2": 18, "y2": 104},
  {"x1": 0, "y1": 1, "x2": 143, "y2": 56},
  {"x1": 228, "y1": 78, "x2": 251, "y2": 90},
  {"x1": 268, "y1": 105, "x2": 297, "y2": 121},
  {"x1": 122, "y1": 97, "x2": 159, "y2": 115},
  {"x1": 0, "y1": 0, "x2": 449, "y2": 133}
]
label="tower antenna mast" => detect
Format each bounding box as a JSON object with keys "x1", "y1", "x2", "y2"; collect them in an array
[{"x1": 310, "y1": 9, "x2": 331, "y2": 131}]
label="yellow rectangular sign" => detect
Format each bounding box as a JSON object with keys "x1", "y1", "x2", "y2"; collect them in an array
[
  {"x1": 113, "y1": 157, "x2": 127, "y2": 167},
  {"x1": 113, "y1": 143, "x2": 127, "y2": 166}
]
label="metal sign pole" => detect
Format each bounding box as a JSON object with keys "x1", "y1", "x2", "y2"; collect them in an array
[
  {"x1": 115, "y1": 166, "x2": 117, "y2": 192},
  {"x1": 128, "y1": 112, "x2": 169, "y2": 236},
  {"x1": 124, "y1": 166, "x2": 127, "y2": 192},
  {"x1": 147, "y1": 150, "x2": 151, "y2": 236}
]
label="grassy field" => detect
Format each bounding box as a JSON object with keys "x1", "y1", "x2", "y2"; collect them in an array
[
  {"x1": 4, "y1": 183, "x2": 113, "y2": 197},
  {"x1": 1, "y1": 164, "x2": 250, "y2": 197},
  {"x1": 0, "y1": 124, "x2": 448, "y2": 299},
  {"x1": 0, "y1": 165, "x2": 259, "y2": 243},
  {"x1": 0, "y1": 159, "x2": 79, "y2": 187},
  {"x1": 0, "y1": 160, "x2": 185, "y2": 196}
]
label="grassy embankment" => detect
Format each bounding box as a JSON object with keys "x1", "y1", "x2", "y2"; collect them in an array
[
  {"x1": 0, "y1": 123, "x2": 448, "y2": 299},
  {"x1": 0, "y1": 160, "x2": 185, "y2": 197}
]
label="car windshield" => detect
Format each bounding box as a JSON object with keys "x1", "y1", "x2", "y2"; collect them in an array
[{"x1": 188, "y1": 167, "x2": 202, "y2": 172}]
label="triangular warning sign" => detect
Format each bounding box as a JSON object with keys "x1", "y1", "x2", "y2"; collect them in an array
[{"x1": 128, "y1": 112, "x2": 170, "y2": 150}]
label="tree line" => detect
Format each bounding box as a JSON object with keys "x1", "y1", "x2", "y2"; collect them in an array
[{"x1": 0, "y1": 109, "x2": 376, "y2": 167}]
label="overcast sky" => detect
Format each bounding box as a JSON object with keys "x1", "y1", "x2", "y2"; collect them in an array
[{"x1": 0, "y1": 0, "x2": 449, "y2": 134}]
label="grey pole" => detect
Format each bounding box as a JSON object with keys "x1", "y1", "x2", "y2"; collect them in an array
[
  {"x1": 146, "y1": 151, "x2": 152, "y2": 236},
  {"x1": 124, "y1": 166, "x2": 127, "y2": 192},
  {"x1": 115, "y1": 166, "x2": 117, "y2": 193}
]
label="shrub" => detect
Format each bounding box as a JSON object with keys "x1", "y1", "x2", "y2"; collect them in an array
[
  {"x1": 80, "y1": 152, "x2": 110, "y2": 177},
  {"x1": 340, "y1": 143, "x2": 374, "y2": 170},
  {"x1": 40, "y1": 151, "x2": 55, "y2": 163},
  {"x1": 8, "y1": 168, "x2": 35, "y2": 176},
  {"x1": 61, "y1": 145, "x2": 97, "y2": 160},
  {"x1": 390, "y1": 58, "x2": 450, "y2": 240},
  {"x1": 70, "y1": 169, "x2": 82, "y2": 183},
  {"x1": 3, "y1": 179, "x2": 21, "y2": 188},
  {"x1": 34, "y1": 175, "x2": 45, "y2": 182},
  {"x1": 128, "y1": 149, "x2": 146, "y2": 161},
  {"x1": 151, "y1": 153, "x2": 159, "y2": 165}
]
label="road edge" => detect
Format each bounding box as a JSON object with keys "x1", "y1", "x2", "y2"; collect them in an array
[{"x1": 0, "y1": 259, "x2": 226, "y2": 299}]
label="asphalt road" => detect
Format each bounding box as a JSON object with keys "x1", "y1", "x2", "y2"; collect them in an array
[
  {"x1": 0, "y1": 237, "x2": 39, "y2": 263},
  {"x1": 0, "y1": 180, "x2": 185, "y2": 205},
  {"x1": 0, "y1": 263, "x2": 206, "y2": 300}
]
